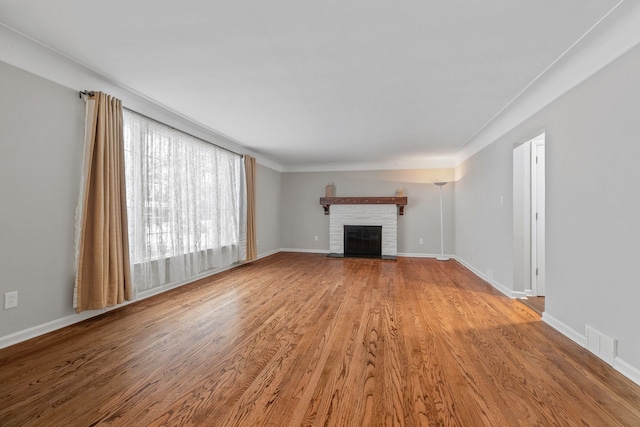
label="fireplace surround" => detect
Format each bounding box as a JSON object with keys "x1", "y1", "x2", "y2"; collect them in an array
[{"x1": 328, "y1": 204, "x2": 398, "y2": 259}]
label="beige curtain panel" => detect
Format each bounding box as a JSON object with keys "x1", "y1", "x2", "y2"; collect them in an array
[
  {"x1": 76, "y1": 92, "x2": 132, "y2": 312},
  {"x1": 244, "y1": 155, "x2": 257, "y2": 261}
]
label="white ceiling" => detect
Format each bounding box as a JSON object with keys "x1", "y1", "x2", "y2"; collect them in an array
[{"x1": 0, "y1": 0, "x2": 625, "y2": 168}]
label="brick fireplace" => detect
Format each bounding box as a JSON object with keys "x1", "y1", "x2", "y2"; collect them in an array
[{"x1": 328, "y1": 204, "x2": 398, "y2": 259}]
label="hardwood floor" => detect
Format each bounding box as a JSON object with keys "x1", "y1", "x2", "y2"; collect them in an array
[
  {"x1": 519, "y1": 296, "x2": 545, "y2": 315},
  {"x1": 1, "y1": 253, "x2": 639, "y2": 426}
]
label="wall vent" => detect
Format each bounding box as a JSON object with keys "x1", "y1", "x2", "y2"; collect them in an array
[{"x1": 585, "y1": 325, "x2": 617, "y2": 365}]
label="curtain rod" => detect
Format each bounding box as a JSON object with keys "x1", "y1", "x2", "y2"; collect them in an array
[
  {"x1": 79, "y1": 90, "x2": 243, "y2": 158},
  {"x1": 123, "y1": 107, "x2": 244, "y2": 158}
]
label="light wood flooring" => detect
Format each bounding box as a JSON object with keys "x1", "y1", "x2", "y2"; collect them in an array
[{"x1": 1, "y1": 253, "x2": 639, "y2": 426}]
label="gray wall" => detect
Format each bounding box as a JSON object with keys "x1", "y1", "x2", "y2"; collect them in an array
[
  {"x1": 280, "y1": 169, "x2": 454, "y2": 256},
  {"x1": 256, "y1": 163, "x2": 281, "y2": 256},
  {"x1": 0, "y1": 62, "x2": 285, "y2": 342},
  {"x1": 454, "y1": 44, "x2": 640, "y2": 371},
  {"x1": 454, "y1": 138, "x2": 515, "y2": 294},
  {"x1": 0, "y1": 62, "x2": 84, "y2": 337},
  {"x1": 4, "y1": 38, "x2": 640, "y2": 381}
]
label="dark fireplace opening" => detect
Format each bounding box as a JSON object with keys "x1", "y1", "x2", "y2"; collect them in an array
[{"x1": 344, "y1": 225, "x2": 382, "y2": 258}]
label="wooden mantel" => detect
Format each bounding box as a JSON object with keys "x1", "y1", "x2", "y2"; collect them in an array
[{"x1": 319, "y1": 196, "x2": 408, "y2": 215}]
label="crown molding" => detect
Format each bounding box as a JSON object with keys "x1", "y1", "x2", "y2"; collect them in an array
[
  {"x1": 455, "y1": 0, "x2": 640, "y2": 165},
  {"x1": 0, "y1": 23, "x2": 285, "y2": 172},
  {"x1": 283, "y1": 156, "x2": 456, "y2": 172},
  {"x1": 3, "y1": 0, "x2": 639, "y2": 176}
]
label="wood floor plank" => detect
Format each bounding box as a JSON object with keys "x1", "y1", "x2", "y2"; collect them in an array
[{"x1": 1, "y1": 253, "x2": 639, "y2": 426}]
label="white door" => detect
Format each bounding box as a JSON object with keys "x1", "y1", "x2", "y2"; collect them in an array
[{"x1": 533, "y1": 144, "x2": 546, "y2": 296}]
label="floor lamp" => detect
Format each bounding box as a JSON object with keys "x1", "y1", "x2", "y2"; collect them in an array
[{"x1": 434, "y1": 182, "x2": 450, "y2": 261}]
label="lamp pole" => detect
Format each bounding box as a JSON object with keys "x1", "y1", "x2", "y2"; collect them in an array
[{"x1": 434, "y1": 182, "x2": 449, "y2": 261}]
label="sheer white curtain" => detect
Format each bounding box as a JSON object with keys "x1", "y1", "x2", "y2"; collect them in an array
[{"x1": 123, "y1": 110, "x2": 244, "y2": 292}]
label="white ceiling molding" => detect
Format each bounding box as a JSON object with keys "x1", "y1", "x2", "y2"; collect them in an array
[
  {"x1": 455, "y1": 0, "x2": 640, "y2": 165},
  {"x1": 1, "y1": 1, "x2": 637, "y2": 173},
  {"x1": 283, "y1": 156, "x2": 456, "y2": 173},
  {"x1": 0, "y1": 23, "x2": 285, "y2": 172}
]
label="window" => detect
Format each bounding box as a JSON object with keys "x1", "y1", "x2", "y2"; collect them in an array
[{"x1": 123, "y1": 110, "x2": 244, "y2": 291}]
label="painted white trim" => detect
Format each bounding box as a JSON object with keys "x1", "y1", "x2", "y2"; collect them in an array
[
  {"x1": 530, "y1": 137, "x2": 547, "y2": 296},
  {"x1": 540, "y1": 313, "x2": 640, "y2": 386},
  {"x1": 0, "y1": 23, "x2": 451, "y2": 173},
  {"x1": 3, "y1": 3, "x2": 640, "y2": 173},
  {"x1": 454, "y1": 256, "x2": 488, "y2": 281},
  {"x1": 491, "y1": 280, "x2": 525, "y2": 299},
  {"x1": 505, "y1": 285, "x2": 527, "y2": 299},
  {"x1": 452, "y1": 256, "x2": 525, "y2": 298},
  {"x1": 530, "y1": 140, "x2": 538, "y2": 296},
  {"x1": 274, "y1": 248, "x2": 454, "y2": 259},
  {"x1": 0, "y1": 305, "x2": 125, "y2": 350},
  {"x1": 277, "y1": 249, "x2": 451, "y2": 259},
  {"x1": 0, "y1": 24, "x2": 284, "y2": 173},
  {"x1": 456, "y1": 1, "x2": 640, "y2": 165},
  {"x1": 255, "y1": 158, "x2": 284, "y2": 173},
  {"x1": 397, "y1": 252, "x2": 444, "y2": 258},
  {"x1": 270, "y1": 250, "x2": 455, "y2": 259},
  {"x1": 0, "y1": 262, "x2": 239, "y2": 350},
  {"x1": 137, "y1": 264, "x2": 236, "y2": 300},
  {"x1": 280, "y1": 248, "x2": 330, "y2": 254},
  {"x1": 283, "y1": 157, "x2": 456, "y2": 173},
  {"x1": 614, "y1": 357, "x2": 640, "y2": 387},
  {"x1": 257, "y1": 249, "x2": 281, "y2": 259},
  {"x1": 541, "y1": 312, "x2": 587, "y2": 347}
]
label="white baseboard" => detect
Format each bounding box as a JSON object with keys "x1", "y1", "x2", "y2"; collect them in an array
[
  {"x1": 614, "y1": 357, "x2": 640, "y2": 387},
  {"x1": 137, "y1": 264, "x2": 236, "y2": 300},
  {"x1": 541, "y1": 312, "x2": 640, "y2": 387},
  {"x1": 491, "y1": 280, "x2": 516, "y2": 298},
  {"x1": 0, "y1": 306, "x2": 121, "y2": 349},
  {"x1": 281, "y1": 250, "x2": 453, "y2": 259},
  {"x1": 1, "y1": 262, "x2": 241, "y2": 350},
  {"x1": 281, "y1": 250, "x2": 452, "y2": 258},
  {"x1": 257, "y1": 249, "x2": 280, "y2": 259},
  {"x1": 279, "y1": 248, "x2": 330, "y2": 254},
  {"x1": 397, "y1": 252, "x2": 445, "y2": 258},
  {"x1": 452, "y1": 256, "x2": 524, "y2": 298},
  {"x1": 279, "y1": 249, "x2": 457, "y2": 259},
  {"x1": 510, "y1": 289, "x2": 527, "y2": 299},
  {"x1": 541, "y1": 312, "x2": 587, "y2": 347},
  {"x1": 453, "y1": 255, "x2": 486, "y2": 280}
]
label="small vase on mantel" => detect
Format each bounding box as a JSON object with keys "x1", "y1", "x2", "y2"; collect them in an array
[
  {"x1": 325, "y1": 183, "x2": 334, "y2": 198},
  {"x1": 395, "y1": 187, "x2": 405, "y2": 197}
]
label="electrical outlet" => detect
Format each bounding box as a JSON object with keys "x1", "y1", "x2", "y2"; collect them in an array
[
  {"x1": 314, "y1": 235, "x2": 318, "y2": 241},
  {"x1": 4, "y1": 291, "x2": 18, "y2": 309},
  {"x1": 419, "y1": 238, "x2": 424, "y2": 245}
]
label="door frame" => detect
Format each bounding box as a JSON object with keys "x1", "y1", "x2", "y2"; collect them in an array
[{"x1": 530, "y1": 137, "x2": 545, "y2": 296}]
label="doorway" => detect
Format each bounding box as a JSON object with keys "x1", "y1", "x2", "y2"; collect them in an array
[{"x1": 513, "y1": 133, "x2": 546, "y2": 308}]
